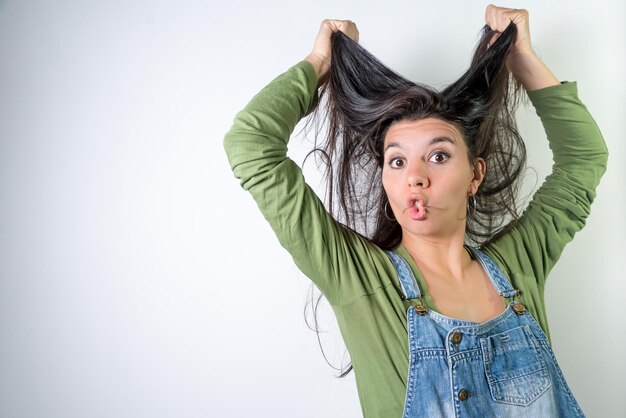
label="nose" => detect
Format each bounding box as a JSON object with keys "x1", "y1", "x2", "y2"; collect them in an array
[{"x1": 407, "y1": 165, "x2": 428, "y2": 188}]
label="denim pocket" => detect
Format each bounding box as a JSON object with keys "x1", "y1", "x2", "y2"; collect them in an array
[{"x1": 480, "y1": 325, "x2": 550, "y2": 406}]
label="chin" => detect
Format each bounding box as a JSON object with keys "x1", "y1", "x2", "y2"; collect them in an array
[{"x1": 400, "y1": 218, "x2": 460, "y2": 239}]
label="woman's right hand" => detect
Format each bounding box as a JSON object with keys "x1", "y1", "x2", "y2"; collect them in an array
[{"x1": 305, "y1": 19, "x2": 359, "y2": 84}]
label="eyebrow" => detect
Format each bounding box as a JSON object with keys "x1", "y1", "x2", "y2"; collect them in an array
[{"x1": 384, "y1": 136, "x2": 457, "y2": 153}]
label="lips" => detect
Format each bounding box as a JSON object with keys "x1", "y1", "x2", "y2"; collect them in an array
[{"x1": 405, "y1": 195, "x2": 427, "y2": 221}]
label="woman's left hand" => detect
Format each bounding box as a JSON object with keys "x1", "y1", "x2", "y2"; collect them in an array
[
  {"x1": 485, "y1": 4, "x2": 532, "y2": 57},
  {"x1": 485, "y1": 4, "x2": 559, "y2": 91}
]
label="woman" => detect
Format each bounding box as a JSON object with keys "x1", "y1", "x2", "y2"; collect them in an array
[{"x1": 224, "y1": 5, "x2": 607, "y2": 417}]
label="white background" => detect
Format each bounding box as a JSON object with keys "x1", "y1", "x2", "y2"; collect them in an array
[{"x1": 1, "y1": 0, "x2": 624, "y2": 417}]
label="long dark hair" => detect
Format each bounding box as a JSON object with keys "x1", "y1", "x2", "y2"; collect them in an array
[{"x1": 306, "y1": 24, "x2": 525, "y2": 376}]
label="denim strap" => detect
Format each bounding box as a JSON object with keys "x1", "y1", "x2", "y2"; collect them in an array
[
  {"x1": 468, "y1": 247, "x2": 519, "y2": 299},
  {"x1": 386, "y1": 251, "x2": 422, "y2": 300}
]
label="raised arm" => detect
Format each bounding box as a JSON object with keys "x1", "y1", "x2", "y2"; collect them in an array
[
  {"x1": 483, "y1": 6, "x2": 608, "y2": 289},
  {"x1": 223, "y1": 22, "x2": 374, "y2": 306}
]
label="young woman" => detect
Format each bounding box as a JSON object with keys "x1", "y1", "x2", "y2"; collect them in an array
[{"x1": 224, "y1": 5, "x2": 607, "y2": 417}]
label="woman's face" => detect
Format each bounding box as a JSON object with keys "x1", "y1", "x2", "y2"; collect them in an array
[{"x1": 381, "y1": 118, "x2": 485, "y2": 240}]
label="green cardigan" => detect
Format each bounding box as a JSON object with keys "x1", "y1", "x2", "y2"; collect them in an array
[{"x1": 224, "y1": 60, "x2": 607, "y2": 417}]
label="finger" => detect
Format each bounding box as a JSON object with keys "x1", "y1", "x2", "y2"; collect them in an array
[
  {"x1": 485, "y1": 4, "x2": 510, "y2": 32},
  {"x1": 485, "y1": 4, "x2": 527, "y2": 33},
  {"x1": 342, "y1": 20, "x2": 359, "y2": 43}
]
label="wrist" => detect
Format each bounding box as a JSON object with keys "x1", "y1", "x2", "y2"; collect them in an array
[
  {"x1": 305, "y1": 52, "x2": 328, "y2": 84},
  {"x1": 507, "y1": 50, "x2": 559, "y2": 91}
]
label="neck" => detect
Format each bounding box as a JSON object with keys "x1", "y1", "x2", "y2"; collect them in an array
[{"x1": 401, "y1": 232, "x2": 472, "y2": 282}]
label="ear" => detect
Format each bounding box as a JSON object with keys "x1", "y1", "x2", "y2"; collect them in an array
[{"x1": 469, "y1": 158, "x2": 486, "y2": 195}]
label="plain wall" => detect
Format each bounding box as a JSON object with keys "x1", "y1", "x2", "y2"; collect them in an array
[{"x1": 1, "y1": 0, "x2": 624, "y2": 417}]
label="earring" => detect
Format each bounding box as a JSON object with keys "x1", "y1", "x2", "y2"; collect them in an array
[
  {"x1": 383, "y1": 201, "x2": 396, "y2": 222},
  {"x1": 467, "y1": 194, "x2": 477, "y2": 217}
]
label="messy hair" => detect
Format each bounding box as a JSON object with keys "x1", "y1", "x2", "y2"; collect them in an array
[{"x1": 316, "y1": 24, "x2": 525, "y2": 249}]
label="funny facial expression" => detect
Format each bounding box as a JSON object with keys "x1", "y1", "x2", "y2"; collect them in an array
[{"x1": 381, "y1": 118, "x2": 485, "y2": 240}]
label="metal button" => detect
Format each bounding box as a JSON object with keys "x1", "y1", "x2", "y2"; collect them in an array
[
  {"x1": 459, "y1": 389, "x2": 469, "y2": 401},
  {"x1": 451, "y1": 331, "x2": 462, "y2": 344},
  {"x1": 512, "y1": 303, "x2": 526, "y2": 315},
  {"x1": 414, "y1": 305, "x2": 428, "y2": 315}
]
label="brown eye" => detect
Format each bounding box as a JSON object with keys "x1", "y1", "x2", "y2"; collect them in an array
[
  {"x1": 390, "y1": 158, "x2": 405, "y2": 168},
  {"x1": 429, "y1": 152, "x2": 449, "y2": 163}
]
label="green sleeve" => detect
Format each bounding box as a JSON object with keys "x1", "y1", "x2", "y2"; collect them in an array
[
  {"x1": 223, "y1": 61, "x2": 383, "y2": 306},
  {"x1": 485, "y1": 81, "x2": 608, "y2": 295}
]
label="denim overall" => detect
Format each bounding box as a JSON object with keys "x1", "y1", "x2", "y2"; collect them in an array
[{"x1": 386, "y1": 248, "x2": 585, "y2": 418}]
